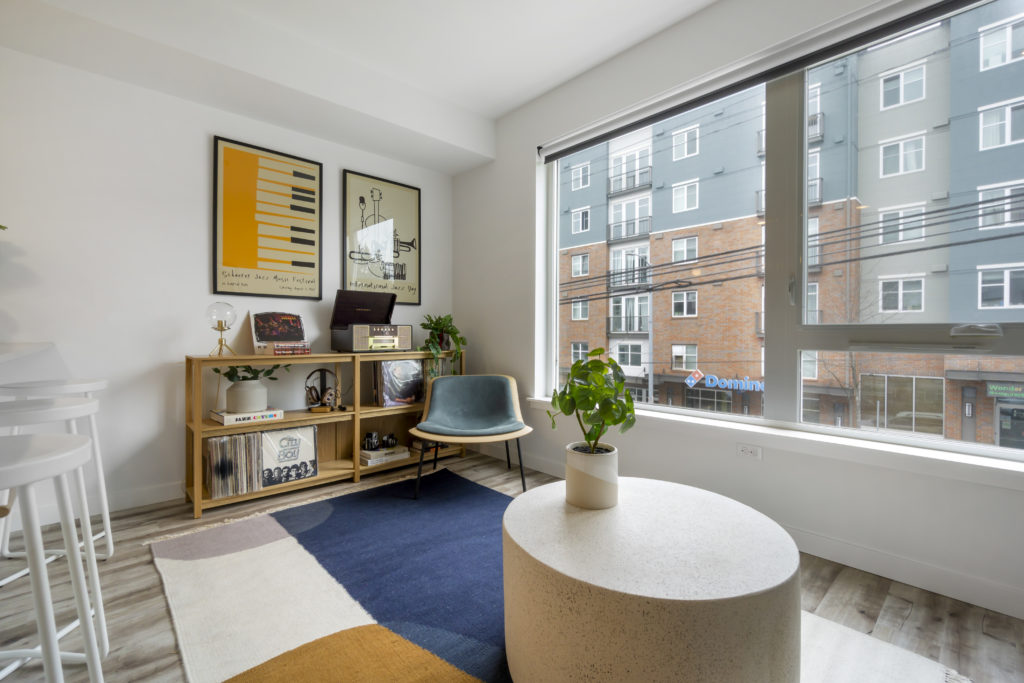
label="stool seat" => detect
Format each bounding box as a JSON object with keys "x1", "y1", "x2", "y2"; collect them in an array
[
  {"x1": 1, "y1": 435, "x2": 92, "y2": 489},
  {"x1": 0, "y1": 397, "x2": 99, "y2": 428},
  {"x1": 0, "y1": 379, "x2": 109, "y2": 397}
]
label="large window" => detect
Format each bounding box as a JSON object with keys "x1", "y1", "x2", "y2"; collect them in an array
[
  {"x1": 571, "y1": 253, "x2": 589, "y2": 277},
  {"x1": 571, "y1": 207, "x2": 590, "y2": 234},
  {"x1": 571, "y1": 163, "x2": 590, "y2": 190},
  {"x1": 571, "y1": 299, "x2": 589, "y2": 320},
  {"x1": 551, "y1": 0, "x2": 1024, "y2": 462}
]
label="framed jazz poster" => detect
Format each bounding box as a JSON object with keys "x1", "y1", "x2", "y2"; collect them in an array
[
  {"x1": 342, "y1": 170, "x2": 421, "y2": 305},
  {"x1": 213, "y1": 137, "x2": 322, "y2": 300}
]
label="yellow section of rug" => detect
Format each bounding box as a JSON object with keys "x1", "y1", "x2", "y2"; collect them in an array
[{"x1": 227, "y1": 624, "x2": 481, "y2": 683}]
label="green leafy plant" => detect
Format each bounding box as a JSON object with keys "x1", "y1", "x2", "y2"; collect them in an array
[
  {"x1": 547, "y1": 348, "x2": 636, "y2": 454},
  {"x1": 212, "y1": 364, "x2": 290, "y2": 382},
  {"x1": 419, "y1": 313, "x2": 467, "y2": 376}
]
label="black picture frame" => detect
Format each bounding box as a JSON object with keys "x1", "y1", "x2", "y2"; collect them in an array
[
  {"x1": 342, "y1": 169, "x2": 421, "y2": 305},
  {"x1": 213, "y1": 136, "x2": 323, "y2": 300}
]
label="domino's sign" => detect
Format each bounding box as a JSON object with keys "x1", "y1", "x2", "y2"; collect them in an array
[{"x1": 686, "y1": 369, "x2": 764, "y2": 392}]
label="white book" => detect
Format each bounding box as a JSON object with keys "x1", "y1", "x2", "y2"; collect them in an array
[{"x1": 209, "y1": 408, "x2": 284, "y2": 425}]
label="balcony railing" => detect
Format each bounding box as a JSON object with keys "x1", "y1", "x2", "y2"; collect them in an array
[
  {"x1": 755, "y1": 189, "x2": 766, "y2": 216},
  {"x1": 806, "y1": 309, "x2": 823, "y2": 324},
  {"x1": 807, "y1": 177, "x2": 822, "y2": 206},
  {"x1": 607, "y1": 316, "x2": 650, "y2": 334},
  {"x1": 755, "y1": 247, "x2": 765, "y2": 277},
  {"x1": 608, "y1": 166, "x2": 652, "y2": 196},
  {"x1": 607, "y1": 216, "x2": 652, "y2": 243},
  {"x1": 807, "y1": 236, "x2": 820, "y2": 271},
  {"x1": 755, "y1": 311, "x2": 765, "y2": 337},
  {"x1": 808, "y1": 112, "x2": 824, "y2": 142},
  {"x1": 756, "y1": 128, "x2": 766, "y2": 157},
  {"x1": 607, "y1": 266, "x2": 653, "y2": 289}
]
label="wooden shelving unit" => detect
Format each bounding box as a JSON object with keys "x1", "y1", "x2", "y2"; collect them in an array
[{"x1": 184, "y1": 350, "x2": 463, "y2": 518}]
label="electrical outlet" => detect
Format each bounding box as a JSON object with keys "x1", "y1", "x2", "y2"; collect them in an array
[{"x1": 737, "y1": 443, "x2": 762, "y2": 460}]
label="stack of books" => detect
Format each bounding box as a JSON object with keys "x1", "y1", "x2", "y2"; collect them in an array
[
  {"x1": 209, "y1": 408, "x2": 284, "y2": 425},
  {"x1": 269, "y1": 341, "x2": 311, "y2": 356},
  {"x1": 360, "y1": 445, "x2": 411, "y2": 467}
]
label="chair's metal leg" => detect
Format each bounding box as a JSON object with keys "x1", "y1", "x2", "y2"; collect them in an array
[
  {"x1": 504, "y1": 442, "x2": 511, "y2": 469},
  {"x1": 414, "y1": 449, "x2": 426, "y2": 500},
  {"x1": 431, "y1": 443, "x2": 439, "y2": 471},
  {"x1": 516, "y1": 439, "x2": 526, "y2": 492}
]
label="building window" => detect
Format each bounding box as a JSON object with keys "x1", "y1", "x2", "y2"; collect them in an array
[
  {"x1": 610, "y1": 245, "x2": 650, "y2": 287},
  {"x1": 672, "y1": 344, "x2": 697, "y2": 371},
  {"x1": 878, "y1": 204, "x2": 925, "y2": 243},
  {"x1": 879, "y1": 134, "x2": 925, "y2": 177},
  {"x1": 879, "y1": 277, "x2": 924, "y2": 312},
  {"x1": 672, "y1": 236, "x2": 698, "y2": 262},
  {"x1": 807, "y1": 150, "x2": 820, "y2": 203},
  {"x1": 571, "y1": 207, "x2": 590, "y2": 234},
  {"x1": 672, "y1": 179, "x2": 699, "y2": 212},
  {"x1": 806, "y1": 217, "x2": 819, "y2": 269},
  {"x1": 979, "y1": 99, "x2": 1024, "y2": 150},
  {"x1": 979, "y1": 181, "x2": 1024, "y2": 229},
  {"x1": 616, "y1": 343, "x2": 642, "y2": 367},
  {"x1": 806, "y1": 282, "x2": 819, "y2": 324},
  {"x1": 610, "y1": 148, "x2": 651, "y2": 193},
  {"x1": 672, "y1": 290, "x2": 698, "y2": 317},
  {"x1": 571, "y1": 163, "x2": 590, "y2": 190},
  {"x1": 571, "y1": 342, "x2": 589, "y2": 363},
  {"x1": 860, "y1": 374, "x2": 943, "y2": 436},
  {"x1": 802, "y1": 395, "x2": 821, "y2": 424},
  {"x1": 879, "y1": 62, "x2": 925, "y2": 109},
  {"x1": 979, "y1": 15, "x2": 1024, "y2": 71},
  {"x1": 685, "y1": 388, "x2": 732, "y2": 413},
  {"x1": 672, "y1": 125, "x2": 699, "y2": 160},
  {"x1": 801, "y1": 351, "x2": 818, "y2": 380},
  {"x1": 609, "y1": 195, "x2": 651, "y2": 240},
  {"x1": 571, "y1": 253, "x2": 589, "y2": 277},
  {"x1": 978, "y1": 264, "x2": 1024, "y2": 308},
  {"x1": 610, "y1": 295, "x2": 649, "y2": 333},
  {"x1": 571, "y1": 299, "x2": 589, "y2": 320}
]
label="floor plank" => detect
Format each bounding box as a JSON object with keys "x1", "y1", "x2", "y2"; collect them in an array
[{"x1": 2, "y1": 454, "x2": 1022, "y2": 682}]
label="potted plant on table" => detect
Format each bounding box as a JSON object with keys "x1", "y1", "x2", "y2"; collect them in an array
[
  {"x1": 213, "y1": 364, "x2": 290, "y2": 413},
  {"x1": 547, "y1": 348, "x2": 636, "y2": 509},
  {"x1": 419, "y1": 313, "x2": 467, "y2": 377}
]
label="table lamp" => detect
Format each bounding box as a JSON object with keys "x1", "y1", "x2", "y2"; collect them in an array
[{"x1": 206, "y1": 302, "x2": 238, "y2": 356}]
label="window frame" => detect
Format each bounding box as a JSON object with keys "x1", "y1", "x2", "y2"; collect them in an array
[
  {"x1": 570, "y1": 163, "x2": 590, "y2": 191},
  {"x1": 570, "y1": 206, "x2": 590, "y2": 234},
  {"x1": 570, "y1": 342, "x2": 589, "y2": 363},
  {"x1": 671, "y1": 290, "x2": 698, "y2": 318},
  {"x1": 615, "y1": 342, "x2": 643, "y2": 367},
  {"x1": 671, "y1": 343, "x2": 698, "y2": 371},
  {"x1": 570, "y1": 298, "x2": 589, "y2": 321},
  {"x1": 979, "y1": 13, "x2": 1024, "y2": 71},
  {"x1": 570, "y1": 253, "x2": 589, "y2": 277},
  {"x1": 672, "y1": 124, "x2": 700, "y2": 160},
  {"x1": 877, "y1": 202, "x2": 926, "y2": 244},
  {"x1": 878, "y1": 61, "x2": 926, "y2": 110},
  {"x1": 878, "y1": 132, "x2": 926, "y2": 177},
  {"x1": 977, "y1": 263, "x2": 1024, "y2": 309},
  {"x1": 978, "y1": 179, "x2": 1024, "y2": 229},
  {"x1": 672, "y1": 178, "x2": 699, "y2": 213},
  {"x1": 878, "y1": 275, "x2": 925, "y2": 313},
  {"x1": 671, "y1": 235, "x2": 698, "y2": 262},
  {"x1": 978, "y1": 97, "x2": 1024, "y2": 150}
]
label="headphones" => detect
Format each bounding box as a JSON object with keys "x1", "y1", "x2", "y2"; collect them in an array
[{"x1": 305, "y1": 369, "x2": 338, "y2": 408}]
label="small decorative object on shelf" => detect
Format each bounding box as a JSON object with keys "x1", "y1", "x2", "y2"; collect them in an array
[
  {"x1": 305, "y1": 368, "x2": 341, "y2": 413},
  {"x1": 206, "y1": 302, "x2": 238, "y2": 356},
  {"x1": 214, "y1": 364, "x2": 291, "y2": 413},
  {"x1": 251, "y1": 312, "x2": 311, "y2": 355},
  {"x1": 209, "y1": 408, "x2": 284, "y2": 425},
  {"x1": 419, "y1": 313, "x2": 466, "y2": 377},
  {"x1": 547, "y1": 347, "x2": 636, "y2": 510}
]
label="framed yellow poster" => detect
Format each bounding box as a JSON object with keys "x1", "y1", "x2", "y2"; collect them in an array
[
  {"x1": 214, "y1": 137, "x2": 322, "y2": 300},
  {"x1": 342, "y1": 170, "x2": 421, "y2": 305}
]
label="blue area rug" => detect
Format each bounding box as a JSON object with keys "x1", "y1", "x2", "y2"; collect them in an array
[{"x1": 272, "y1": 469, "x2": 514, "y2": 682}]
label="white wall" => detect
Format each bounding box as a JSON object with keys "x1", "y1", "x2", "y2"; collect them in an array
[
  {"x1": 452, "y1": 0, "x2": 1024, "y2": 619},
  {"x1": 0, "y1": 47, "x2": 454, "y2": 519}
]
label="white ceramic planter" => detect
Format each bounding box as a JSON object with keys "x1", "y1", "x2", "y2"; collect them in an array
[
  {"x1": 225, "y1": 379, "x2": 268, "y2": 413},
  {"x1": 565, "y1": 441, "x2": 618, "y2": 509}
]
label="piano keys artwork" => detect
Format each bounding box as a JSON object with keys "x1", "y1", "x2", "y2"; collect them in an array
[
  {"x1": 342, "y1": 170, "x2": 421, "y2": 305},
  {"x1": 214, "y1": 137, "x2": 322, "y2": 300}
]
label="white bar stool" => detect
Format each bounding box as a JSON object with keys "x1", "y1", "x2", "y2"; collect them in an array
[
  {"x1": 0, "y1": 399, "x2": 109, "y2": 664},
  {"x1": 0, "y1": 379, "x2": 113, "y2": 560},
  {"x1": 0, "y1": 434, "x2": 105, "y2": 683}
]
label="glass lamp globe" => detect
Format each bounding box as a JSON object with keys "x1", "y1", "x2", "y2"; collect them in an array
[{"x1": 206, "y1": 302, "x2": 237, "y2": 356}]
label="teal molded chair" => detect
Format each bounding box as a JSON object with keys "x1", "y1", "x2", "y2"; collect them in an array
[{"x1": 408, "y1": 374, "x2": 532, "y2": 498}]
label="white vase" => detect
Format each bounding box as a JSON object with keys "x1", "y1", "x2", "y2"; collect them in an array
[
  {"x1": 225, "y1": 379, "x2": 268, "y2": 413},
  {"x1": 565, "y1": 442, "x2": 618, "y2": 509}
]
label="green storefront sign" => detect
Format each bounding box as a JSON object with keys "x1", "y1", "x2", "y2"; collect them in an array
[{"x1": 986, "y1": 382, "x2": 1024, "y2": 399}]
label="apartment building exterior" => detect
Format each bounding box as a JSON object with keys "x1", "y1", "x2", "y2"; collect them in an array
[{"x1": 557, "y1": 0, "x2": 1024, "y2": 451}]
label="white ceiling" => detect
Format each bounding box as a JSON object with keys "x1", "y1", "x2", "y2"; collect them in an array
[
  {"x1": 0, "y1": 0, "x2": 719, "y2": 173},
  {"x1": 228, "y1": 0, "x2": 718, "y2": 120}
]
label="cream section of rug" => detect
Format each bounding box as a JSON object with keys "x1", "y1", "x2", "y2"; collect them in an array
[{"x1": 802, "y1": 611, "x2": 971, "y2": 682}]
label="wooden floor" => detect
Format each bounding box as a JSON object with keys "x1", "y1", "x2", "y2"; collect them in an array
[{"x1": 1, "y1": 453, "x2": 1022, "y2": 682}]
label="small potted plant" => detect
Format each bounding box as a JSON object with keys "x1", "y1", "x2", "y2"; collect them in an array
[
  {"x1": 214, "y1": 364, "x2": 290, "y2": 413},
  {"x1": 419, "y1": 313, "x2": 467, "y2": 377},
  {"x1": 547, "y1": 348, "x2": 636, "y2": 509}
]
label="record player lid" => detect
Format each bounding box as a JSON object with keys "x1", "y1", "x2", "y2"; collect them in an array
[{"x1": 329, "y1": 290, "x2": 396, "y2": 328}]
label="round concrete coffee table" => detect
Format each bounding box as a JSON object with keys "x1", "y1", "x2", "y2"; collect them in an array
[{"x1": 502, "y1": 477, "x2": 800, "y2": 682}]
